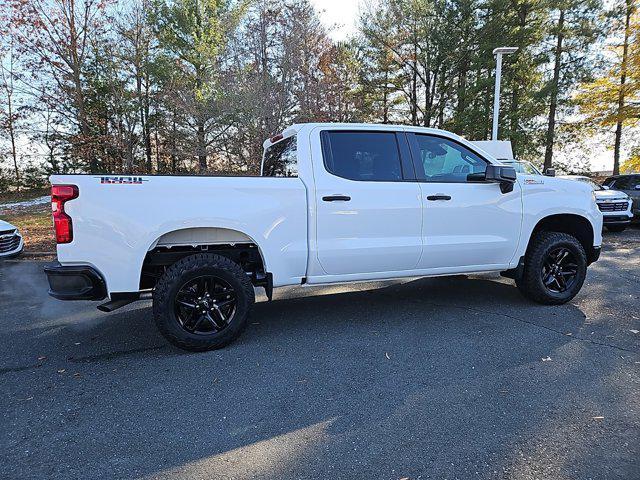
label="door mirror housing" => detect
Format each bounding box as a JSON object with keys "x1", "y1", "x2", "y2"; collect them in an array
[
  {"x1": 485, "y1": 164, "x2": 516, "y2": 193},
  {"x1": 544, "y1": 168, "x2": 556, "y2": 177}
]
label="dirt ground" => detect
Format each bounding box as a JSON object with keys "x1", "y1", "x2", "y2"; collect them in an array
[{"x1": 0, "y1": 189, "x2": 55, "y2": 257}]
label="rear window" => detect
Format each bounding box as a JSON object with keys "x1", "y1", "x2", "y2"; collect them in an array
[
  {"x1": 609, "y1": 176, "x2": 640, "y2": 190},
  {"x1": 320, "y1": 131, "x2": 402, "y2": 181},
  {"x1": 262, "y1": 136, "x2": 297, "y2": 177}
]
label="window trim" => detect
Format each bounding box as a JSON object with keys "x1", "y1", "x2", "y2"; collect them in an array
[
  {"x1": 320, "y1": 130, "x2": 416, "y2": 183},
  {"x1": 406, "y1": 132, "x2": 492, "y2": 184}
]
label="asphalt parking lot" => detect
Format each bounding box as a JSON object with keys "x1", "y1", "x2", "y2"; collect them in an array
[{"x1": 1, "y1": 228, "x2": 639, "y2": 480}]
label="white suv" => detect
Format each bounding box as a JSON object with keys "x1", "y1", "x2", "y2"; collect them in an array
[
  {"x1": 561, "y1": 175, "x2": 633, "y2": 232},
  {"x1": 0, "y1": 220, "x2": 24, "y2": 258}
]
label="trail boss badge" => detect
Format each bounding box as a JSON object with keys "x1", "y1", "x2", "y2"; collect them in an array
[{"x1": 97, "y1": 176, "x2": 148, "y2": 184}]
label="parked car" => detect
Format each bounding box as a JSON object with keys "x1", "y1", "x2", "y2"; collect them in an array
[
  {"x1": 44, "y1": 123, "x2": 603, "y2": 351},
  {"x1": 471, "y1": 140, "x2": 544, "y2": 175},
  {"x1": 603, "y1": 174, "x2": 640, "y2": 220},
  {"x1": 0, "y1": 219, "x2": 24, "y2": 258},
  {"x1": 560, "y1": 175, "x2": 634, "y2": 232}
]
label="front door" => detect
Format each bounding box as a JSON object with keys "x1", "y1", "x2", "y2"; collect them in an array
[
  {"x1": 407, "y1": 133, "x2": 522, "y2": 270},
  {"x1": 313, "y1": 129, "x2": 423, "y2": 275}
]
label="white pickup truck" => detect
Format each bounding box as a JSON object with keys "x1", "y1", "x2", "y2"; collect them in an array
[{"x1": 45, "y1": 123, "x2": 603, "y2": 351}]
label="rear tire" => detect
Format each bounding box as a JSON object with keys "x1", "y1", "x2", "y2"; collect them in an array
[
  {"x1": 606, "y1": 225, "x2": 627, "y2": 233},
  {"x1": 516, "y1": 232, "x2": 587, "y2": 305},
  {"x1": 153, "y1": 253, "x2": 255, "y2": 351}
]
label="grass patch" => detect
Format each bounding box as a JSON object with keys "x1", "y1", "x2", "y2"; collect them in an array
[{"x1": 1, "y1": 204, "x2": 56, "y2": 256}]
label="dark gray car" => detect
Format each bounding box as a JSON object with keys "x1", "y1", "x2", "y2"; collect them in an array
[{"x1": 604, "y1": 174, "x2": 640, "y2": 219}]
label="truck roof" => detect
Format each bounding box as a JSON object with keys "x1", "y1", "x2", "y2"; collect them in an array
[{"x1": 263, "y1": 123, "x2": 473, "y2": 149}]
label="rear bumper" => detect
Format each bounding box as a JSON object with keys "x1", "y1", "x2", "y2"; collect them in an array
[{"x1": 44, "y1": 263, "x2": 107, "y2": 300}]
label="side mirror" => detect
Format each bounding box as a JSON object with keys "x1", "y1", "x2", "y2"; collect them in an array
[
  {"x1": 544, "y1": 168, "x2": 556, "y2": 177},
  {"x1": 485, "y1": 164, "x2": 517, "y2": 193}
]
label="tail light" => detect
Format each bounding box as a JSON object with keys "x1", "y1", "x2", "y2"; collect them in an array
[{"x1": 51, "y1": 185, "x2": 79, "y2": 244}]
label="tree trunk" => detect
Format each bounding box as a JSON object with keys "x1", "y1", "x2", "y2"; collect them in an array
[
  {"x1": 382, "y1": 69, "x2": 389, "y2": 124},
  {"x1": 543, "y1": 9, "x2": 565, "y2": 171},
  {"x1": 197, "y1": 119, "x2": 207, "y2": 173},
  {"x1": 613, "y1": 0, "x2": 632, "y2": 176},
  {"x1": 67, "y1": 2, "x2": 94, "y2": 173},
  {"x1": 411, "y1": 47, "x2": 418, "y2": 125},
  {"x1": 4, "y1": 83, "x2": 20, "y2": 191}
]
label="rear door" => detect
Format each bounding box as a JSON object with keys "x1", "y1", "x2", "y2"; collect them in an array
[
  {"x1": 407, "y1": 133, "x2": 522, "y2": 270},
  {"x1": 312, "y1": 129, "x2": 423, "y2": 275}
]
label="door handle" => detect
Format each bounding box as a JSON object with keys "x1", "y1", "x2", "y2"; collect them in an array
[
  {"x1": 322, "y1": 195, "x2": 351, "y2": 202},
  {"x1": 426, "y1": 194, "x2": 451, "y2": 201}
]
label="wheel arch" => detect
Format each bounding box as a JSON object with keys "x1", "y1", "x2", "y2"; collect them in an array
[
  {"x1": 526, "y1": 213, "x2": 597, "y2": 262},
  {"x1": 139, "y1": 227, "x2": 270, "y2": 291}
]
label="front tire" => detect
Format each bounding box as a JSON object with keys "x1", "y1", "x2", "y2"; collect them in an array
[
  {"x1": 153, "y1": 253, "x2": 255, "y2": 351},
  {"x1": 516, "y1": 232, "x2": 587, "y2": 305}
]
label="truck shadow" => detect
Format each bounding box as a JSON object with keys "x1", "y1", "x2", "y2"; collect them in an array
[{"x1": 3, "y1": 272, "x2": 591, "y2": 365}]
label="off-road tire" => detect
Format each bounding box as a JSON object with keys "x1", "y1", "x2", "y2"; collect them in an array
[
  {"x1": 516, "y1": 232, "x2": 587, "y2": 305},
  {"x1": 153, "y1": 253, "x2": 254, "y2": 351}
]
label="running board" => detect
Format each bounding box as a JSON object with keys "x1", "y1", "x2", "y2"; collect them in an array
[{"x1": 97, "y1": 292, "x2": 148, "y2": 312}]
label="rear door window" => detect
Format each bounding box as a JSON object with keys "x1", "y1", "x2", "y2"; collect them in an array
[
  {"x1": 263, "y1": 136, "x2": 297, "y2": 177},
  {"x1": 320, "y1": 131, "x2": 404, "y2": 181}
]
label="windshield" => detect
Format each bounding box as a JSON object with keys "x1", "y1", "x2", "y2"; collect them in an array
[{"x1": 500, "y1": 160, "x2": 541, "y2": 175}]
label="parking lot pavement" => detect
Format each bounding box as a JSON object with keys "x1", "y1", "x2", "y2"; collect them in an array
[{"x1": 1, "y1": 229, "x2": 639, "y2": 480}]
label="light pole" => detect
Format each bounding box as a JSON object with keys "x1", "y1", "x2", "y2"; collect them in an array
[{"x1": 492, "y1": 47, "x2": 518, "y2": 140}]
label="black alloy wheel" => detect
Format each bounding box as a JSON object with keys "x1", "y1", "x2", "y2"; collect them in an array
[
  {"x1": 153, "y1": 253, "x2": 255, "y2": 351},
  {"x1": 541, "y1": 247, "x2": 579, "y2": 294},
  {"x1": 515, "y1": 231, "x2": 587, "y2": 305},
  {"x1": 174, "y1": 275, "x2": 237, "y2": 335}
]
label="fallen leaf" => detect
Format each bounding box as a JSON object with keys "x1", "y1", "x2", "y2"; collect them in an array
[
  {"x1": 37, "y1": 356, "x2": 46, "y2": 361},
  {"x1": 74, "y1": 342, "x2": 81, "y2": 346},
  {"x1": 542, "y1": 357, "x2": 552, "y2": 362},
  {"x1": 73, "y1": 373, "x2": 81, "y2": 378},
  {"x1": 385, "y1": 352, "x2": 390, "y2": 360},
  {"x1": 592, "y1": 416, "x2": 604, "y2": 420},
  {"x1": 630, "y1": 330, "x2": 639, "y2": 334},
  {"x1": 57, "y1": 369, "x2": 65, "y2": 374}
]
